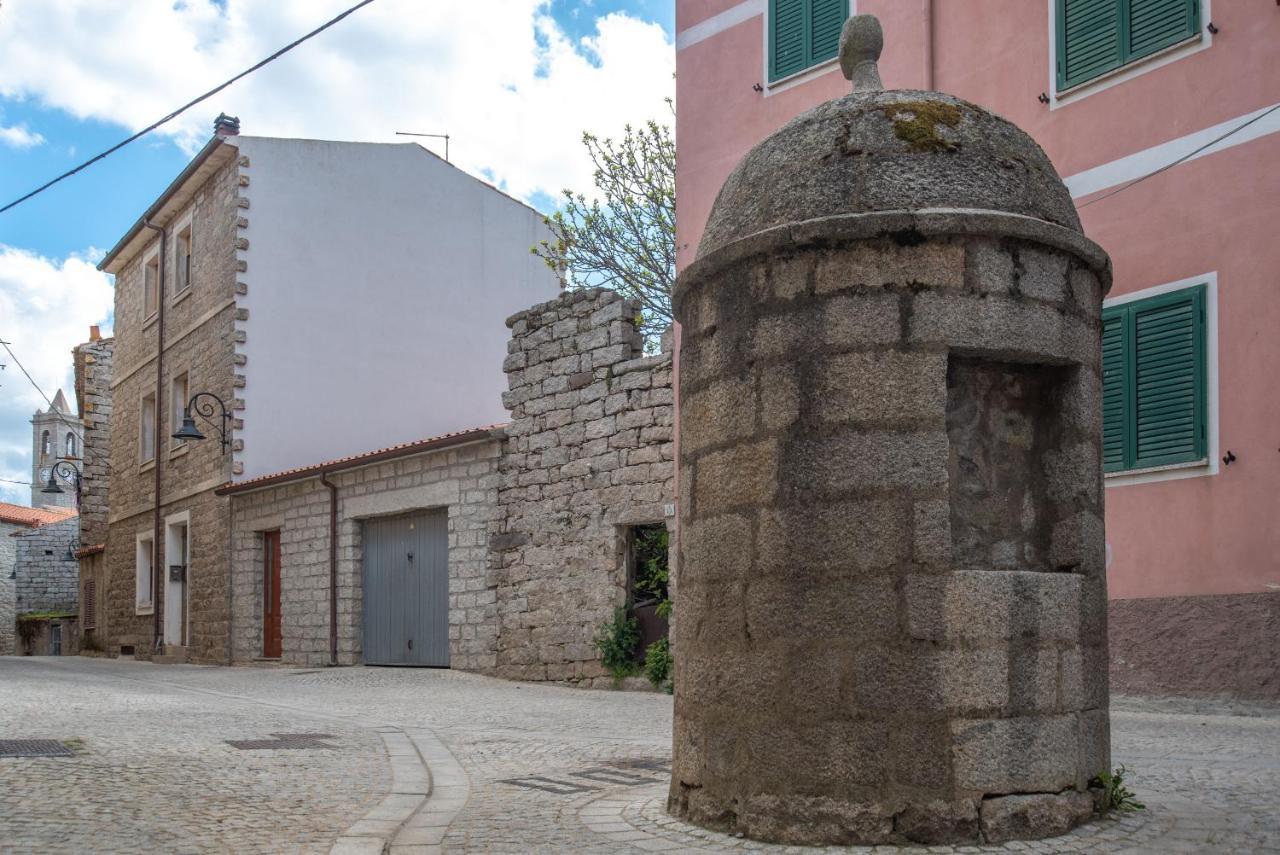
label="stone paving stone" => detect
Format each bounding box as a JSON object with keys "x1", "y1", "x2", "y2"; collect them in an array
[{"x1": 2, "y1": 659, "x2": 1278, "y2": 853}]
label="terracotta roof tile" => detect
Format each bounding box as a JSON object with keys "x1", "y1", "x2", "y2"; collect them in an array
[
  {"x1": 216, "y1": 424, "x2": 508, "y2": 495},
  {"x1": 0, "y1": 503, "x2": 78, "y2": 528}
]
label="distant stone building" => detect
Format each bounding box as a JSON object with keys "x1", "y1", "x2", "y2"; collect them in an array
[
  {"x1": 219, "y1": 288, "x2": 675, "y2": 676},
  {"x1": 1, "y1": 504, "x2": 79, "y2": 655},
  {"x1": 30, "y1": 389, "x2": 83, "y2": 509},
  {"x1": 92, "y1": 116, "x2": 557, "y2": 664}
]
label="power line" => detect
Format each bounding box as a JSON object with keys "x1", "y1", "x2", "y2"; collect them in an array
[
  {"x1": 1079, "y1": 103, "x2": 1280, "y2": 208},
  {"x1": 0, "y1": 339, "x2": 81, "y2": 431},
  {"x1": 0, "y1": 0, "x2": 379, "y2": 215},
  {"x1": 0, "y1": 476, "x2": 35, "y2": 487}
]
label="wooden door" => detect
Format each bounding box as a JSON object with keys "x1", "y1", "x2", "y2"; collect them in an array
[{"x1": 263, "y1": 530, "x2": 282, "y2": 658}]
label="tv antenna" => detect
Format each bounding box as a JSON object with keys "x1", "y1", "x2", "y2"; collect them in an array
[{"x1": 395, "y1": 131, "x2": 450, "y2": 162}]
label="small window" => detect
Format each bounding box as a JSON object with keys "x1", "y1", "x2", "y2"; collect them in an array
[
  {"x1": 136, "y1": 534, "x2": 154, "y2": 611},
  {"x1": 1102, "y1": 283, "x2": 1207, "y2": 473},
  {"x1": 143, "y1": 254, "x2": 160, "y2": 318},
  {"x1": 40, "y1": 430, "x2": 51, "y2": 461},
  {"x1": 170, "y1": 372, "x2": 189, "y2": 448},
  {"x1": 175, "y1": 223, "x2": 193, "y2": 294},
  {"x1": 769, "y1": 0, "x2": 848, "y2": 83},
  {"x1": 1057, "y1": 0, "x2": 1200, "y2": 90},
  {"x1": 65, "y1": 432, "x2": 77, "y2": 458},
  {"x1": 140, "y1": 392, "x2": 156, "y2": 463}
]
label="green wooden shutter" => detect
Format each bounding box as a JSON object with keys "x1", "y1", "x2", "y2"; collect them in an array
[
  {"x1": 1101, "y1": 311, "x2": 1129, "y2": 472},
  {"x1": 1058, "y1": 0, "x2": 1199, "y2": 89},
  {"x1": 1127, "y1": 0, "x2": 1199, "y2": 61},
  {"x1": 809, "y1": 0, "x2": 845, "y2": 67},
  {"x1": 769, "y1": 0, "x2": 849, "y2": 83},
  {"x1": 1059, "y1": 0, "x2": 1123, "y2": 89},
  {"x1": 770, "y1": 0, "x2": 807, "y2": 81},
  {"x1": 1101, "y1": 285, "x2": 1207, "y2": 473},
  {"x1": 1131, "y1": 285, "x2": 1206, "y2": 467}
]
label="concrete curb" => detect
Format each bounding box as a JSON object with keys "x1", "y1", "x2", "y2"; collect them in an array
[{"x1": 329, "y1": 725, "x2": 470, "y2": 855}]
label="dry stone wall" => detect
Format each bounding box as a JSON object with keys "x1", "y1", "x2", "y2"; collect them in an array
[
  {"x1": 0, "y1": 521, "x2": 22, "y2": 654},
  {"x1": 491, "y1": 288, "x2": 675, "y2": 682},
  {"x1": 14, "y1": 516, "x2": 81, "y2": 615},
  {"x1": 74, "y1": 337, "x2": 114, "y2": 548}
]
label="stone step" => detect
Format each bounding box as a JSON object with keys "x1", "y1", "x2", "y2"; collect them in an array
[{"x1": 153, "y1": 647, "x2": 188, "y2": 665}]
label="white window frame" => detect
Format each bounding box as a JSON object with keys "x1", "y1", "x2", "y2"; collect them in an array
[
  {"x1": 1103, "y1": 271, "x2": 1218, "y2": 488},
  {"x1": 173, "y1": 212, "x2": 194, "y2": 301},
  {"x1": 142, "y1": 245, "x2": 161, "y2": 322},
  {"x1": 140, "y1": 390, "x2": 157, "y2": 466},
  {"x1": 170, "y1": 370, "x2": 190, "y2": 455},
  {"x1": 1047, "y1": 0, "x2": 1212, "y2": 110},
  {"x1": 136, "y1": 531, "x2": 155, "y2": 614}
]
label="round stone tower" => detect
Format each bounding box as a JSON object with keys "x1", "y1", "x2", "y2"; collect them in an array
[{"x1": 670, "y1": 15, "x2": 1112, "y2": 847}]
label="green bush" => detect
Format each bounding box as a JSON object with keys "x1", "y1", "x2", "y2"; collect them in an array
[
  {"x1": 594, "y1": 607, "x2": 640, "y2": 680},
  {"x1": 643, "y1": 637, "x2": 673, "y2": 693},
  {"x1": 1090, "y1": 765, "x2": 1145, "y2": 813}
]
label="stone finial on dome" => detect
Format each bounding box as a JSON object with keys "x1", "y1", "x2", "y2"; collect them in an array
[{"x1": 839, "y1": 14, "x2": 883, "y2": 91}]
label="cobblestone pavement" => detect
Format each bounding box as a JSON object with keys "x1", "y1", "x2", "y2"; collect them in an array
[{"x1": 1, "y1": 658, "x2": 1278, "y2": 854}]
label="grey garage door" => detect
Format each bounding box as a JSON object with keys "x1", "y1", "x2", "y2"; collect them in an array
[{"x1": 362, "y1": 509, "x2": 450, "y2": 666}]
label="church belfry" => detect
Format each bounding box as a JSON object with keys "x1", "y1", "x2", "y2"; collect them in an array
[{"x1": 31, "y1": 390, "x2": 82, "y2": 509}]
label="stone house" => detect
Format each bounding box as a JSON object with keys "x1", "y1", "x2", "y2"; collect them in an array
[
  {"x1": 1, "y1": 504, "x2": 78, "y2": 655},
  {"x1": 218, "y1": 289, "x2": 675, "y2": 678},
  {"x1": 11, "y1": 515, "x2": 81, "y2": 655},
  {"x1": 91, "y1": 116, "x2": 557, "y2": 663}
]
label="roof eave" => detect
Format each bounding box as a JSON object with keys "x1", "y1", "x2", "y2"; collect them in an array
[{"x1": 215, "y1": 426, "x2": 508, "y2": 497}]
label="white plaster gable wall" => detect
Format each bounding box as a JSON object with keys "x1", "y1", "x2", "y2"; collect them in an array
[{"x1": 228, "y1": 137, "x2": 558, "y2": 481}]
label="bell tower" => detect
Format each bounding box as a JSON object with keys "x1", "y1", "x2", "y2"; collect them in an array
[{"x1": 30, "y1": 389, "x2": 81, "y2": 509}]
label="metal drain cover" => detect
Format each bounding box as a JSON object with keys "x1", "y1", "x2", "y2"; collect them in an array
[
  {"x1": 226, "y1": 732, "x2": 337, "y2": 750},
  {"x1": 0, "y1": 740, "x2": 75, "y2": 758}
]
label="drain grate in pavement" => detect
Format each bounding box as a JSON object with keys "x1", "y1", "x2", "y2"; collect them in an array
[
  {"x1": 226, "y1": 732, "x2": 337, "y2": 751},
  {"x1": 0, "y1": 740, "x2": 75, "y2": 758}
]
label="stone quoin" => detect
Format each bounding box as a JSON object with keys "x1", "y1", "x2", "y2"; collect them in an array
[{"x1": 670, "y1": 15, "x2": 1113, "y2": 846}]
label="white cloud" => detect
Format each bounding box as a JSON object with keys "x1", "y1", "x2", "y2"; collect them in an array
[
  {"x1": 0, "y1": 123, "x2": 44, "y2": 148},
  {"x1": 0, "y1": 246, "x2": 113, "y2": 505},
  {"x1": 0, "y1": 0, "x2": 675, "y2": 202}
]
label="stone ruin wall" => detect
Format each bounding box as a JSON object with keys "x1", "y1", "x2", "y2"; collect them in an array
[{"x1": 491, "y1": 288, "x2": 675, "y2": 682}]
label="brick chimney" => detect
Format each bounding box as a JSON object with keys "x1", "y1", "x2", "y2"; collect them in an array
[{"x1": 214, "y1": 113, "x2": 241, "y2": 137}]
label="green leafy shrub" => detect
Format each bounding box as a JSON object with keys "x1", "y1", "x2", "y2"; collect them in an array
[
  {"x1": 594, "y1": 607, "x2": 640, "y2": 680},
  {"x1": 643, "y1": 637, "x2": 673, "y2": 692},
  {"x1": 1091, "y1": 765, "x2": 1145, "y2": 813}
]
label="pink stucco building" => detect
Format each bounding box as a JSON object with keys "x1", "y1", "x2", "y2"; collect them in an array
[{"x1": 675, "y1": 0, "x2": 1279, "y2": 699}]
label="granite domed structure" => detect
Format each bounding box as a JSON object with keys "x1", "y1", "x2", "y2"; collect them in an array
[{"x1": 671, "y1": 15, "x2": 1113, "y2": 846}]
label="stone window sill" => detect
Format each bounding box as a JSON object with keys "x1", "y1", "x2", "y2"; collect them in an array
[
  {"x1": 143, "y1": 311, "x2": 159, "y2": 331},
  {"x1": 136, "y1": 604, "x2": 154, "y2": 616},
  {"x1": 171, "y1": 287, "x2": 193, "y2": 307},
  {"x1": 139, "y1": 458, "x2": 156, "y2": 474},
  {"x1": 169, "y1": 443, "x2": 189, "y2": 460},
  {"x1": 765, "y1": 57, "x2": 840, "y2": 96}
]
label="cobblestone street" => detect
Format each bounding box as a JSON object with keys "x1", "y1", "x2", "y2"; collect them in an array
[{"x1": 1, "y1": 657, "x2": 1277, "y2": 854}]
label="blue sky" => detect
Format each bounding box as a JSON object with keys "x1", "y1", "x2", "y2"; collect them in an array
[{"x1": 0, "y1": 0, "x2": 676, "y2": 504}]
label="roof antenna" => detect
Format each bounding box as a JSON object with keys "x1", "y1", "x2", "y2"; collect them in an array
[{"x1": 395, "y1": 131, "x2": 450, "y2": 162}]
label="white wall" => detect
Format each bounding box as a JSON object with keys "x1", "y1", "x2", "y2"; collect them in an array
[{"x1": 231, "y1": 138, "x2": 557, "y2": 480}]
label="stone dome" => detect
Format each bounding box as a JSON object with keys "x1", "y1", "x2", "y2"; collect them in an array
[{"x1": 696, "y1": 88, "x2": 1082, "y2": 260}]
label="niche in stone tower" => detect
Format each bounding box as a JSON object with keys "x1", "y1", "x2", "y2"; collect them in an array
[{"x1": 946, "y1": 356, "x2": 1080, "y2": 574}]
